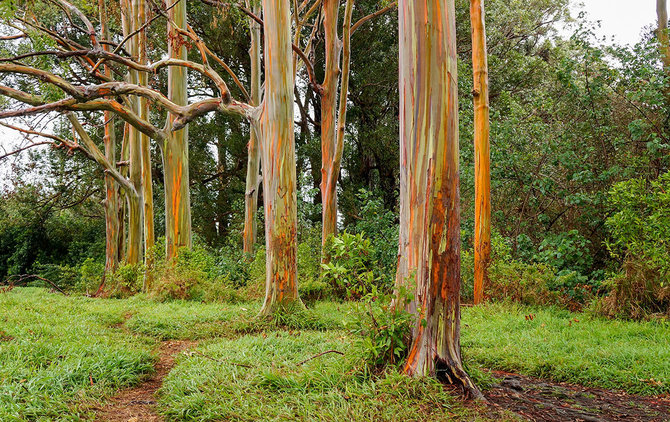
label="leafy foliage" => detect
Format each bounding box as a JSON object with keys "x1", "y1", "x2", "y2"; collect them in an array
[{"x1": 347, "y1": 287, "x2": 414, "y2": 370}]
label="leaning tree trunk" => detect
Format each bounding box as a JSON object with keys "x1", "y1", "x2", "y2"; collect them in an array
[
  {"x1": 257, "y1": 0, "x2": 302, "y2": 315},
  {"x1": 163, "y1": 0, "x2": 192, "y2": 260},
  {"x1": 471, "y1": 0, "x2": 491, "y2": 305},
  {"x1": 396, "y1": 0, "x2": 482, "y2": 398},
  {"x1": 243, "y1": 0, "x2": 262, "y2": 258},
  {"x1": 99, "y1": 0, "x2": 120, "y2": 274}
]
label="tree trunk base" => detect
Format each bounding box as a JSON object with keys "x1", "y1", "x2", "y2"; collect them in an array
[
  {"x1": 435, "y1": 358, "x2": 486, "y2": 401},
  {"x1": 257, "y1": 298, "x2": 306, "y2": 318}
]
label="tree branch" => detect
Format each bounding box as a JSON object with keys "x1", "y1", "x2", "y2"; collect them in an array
[{"x1": 350, "y1": 2, "x2": 396, "y2": 34}]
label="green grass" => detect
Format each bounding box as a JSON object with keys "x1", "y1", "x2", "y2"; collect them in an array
[
  {"x1": 158, "y1": 331, "x2": 494, "y2": 421},
  {"x1": 462, "y1": 302, "x2": 670, "y2": 395},
  {"x1": 2, "y1": 288, "x2": 668, "y2": 421},
  {"x1": 0, "y1": 288, "x2": 155, "y2": 421}
]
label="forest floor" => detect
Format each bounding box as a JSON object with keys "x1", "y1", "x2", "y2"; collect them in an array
[{"x1": 1, "y1": 287, "x2": 669, "y2": 421}]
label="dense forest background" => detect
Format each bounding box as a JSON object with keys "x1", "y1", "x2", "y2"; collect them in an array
[{"x1": 1, "y1": 0, "x2": 668, "y2": 317}]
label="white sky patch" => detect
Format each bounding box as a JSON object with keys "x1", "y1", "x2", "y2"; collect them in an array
[{"x1": 571, "y1": 0, "x2": 658, "y2": 45}]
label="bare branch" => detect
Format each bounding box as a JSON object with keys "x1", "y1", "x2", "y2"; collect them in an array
[{"x1": 350, "y1": 2, "x2": 396, "y2": 34}]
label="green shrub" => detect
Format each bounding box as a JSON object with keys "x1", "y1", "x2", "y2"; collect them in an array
[
  {"x1": 462, "y1": 230, "x2": 598, "y2": 309},
  {"x1": 76, "y1": 257, "x2": 105, "y2": 294},
  {"x1": 347, "y1": 287, "x2": 414, "y2": 371},
  {"x1": 351, "y1": 189, "x2": 398, "y2": 291},
  {"x1": 30, "y1": 261, "x2": 80, "y2": 291},
  {"x1": 533, "y1": 230, "x2": 593, "y2": 277},
  {"x1": 322, "y1": 231, "x2": 380, "y2": 299},
  {"x1": 594, "y1": 173, "x2": 670, "y2": 319},
  {"x1": 107, "y1": 263, "x2": 144, "y2": 298},
  {"x1": 150, "y1": 244, "x2": 240, "y2": 302}
]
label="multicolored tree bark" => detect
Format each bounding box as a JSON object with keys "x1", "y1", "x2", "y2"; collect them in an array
[
  {"x1": 257, "y1": 0, "x2": 302, "y2": 315},
  {"x1": 163, "y1": 0, "x2": 192, "y2": 260},
  {"x1": 133, "y1": 0, "x2": 155, "y2": 288},
  {"x1": 99, "y1": 0, "x2": 120, "y2": 274},
  {"x1": 471, "y1": 0, "x2": 491, "y2": 305},
  {"x1": 243, "y1": 0, "x2": 262, "y2": 257},
  {"x1": 319, "y1": 0, "x2": 354, "y2": 263},
  {"x1": 121, "y1": 0, "x2": 144, "y2": 266},
  {"x1": 396, "y1": 0, "x2": 481, "y2": 397}
]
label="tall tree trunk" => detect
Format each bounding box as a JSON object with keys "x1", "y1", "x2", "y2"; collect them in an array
[
  {"x1": 99, "y1": 0, "x2": 119, "y2": 274},
  {"x1": 134, "y1": 0, "x2": 154, "y2": 288},
  {"x1": 257, "y1": 0, "x2": 302, "y2": 315},
  {"x1": 659, "y1": 0, "x2": 670, "y2": 70},
  {"x1": 319, "y1": 0, "x2": 341, "y2": 262},
  {"x1": 471, "y1": 0, "x2": 490, "y2": 305},
  {"x1": 121, "y1": 0, "x2": 143, "y2": 265},
  {"x1": 319, "y1": 0, "x2": 354, "y2": 263},
  {"x1": 396, "y1": 0, "x2": 481, "y2": 397},
  {"x1": 163, "y1": 0, "x2": 192, "y2": 260},
  {"x1": 243, "y1": 0, "x2": 262, "y2": 258}
]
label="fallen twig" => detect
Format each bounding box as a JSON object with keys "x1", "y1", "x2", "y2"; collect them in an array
[
  {"x1": 297, "y1": 350, "x2": 344, "y2": 366},
  {"x1": 1, "y1": 274, "x2": 68, "y2": 295}
]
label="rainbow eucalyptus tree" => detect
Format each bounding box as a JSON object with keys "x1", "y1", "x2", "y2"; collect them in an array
[
  {"x1": 133, "y1": 0, "x2": 155, "y2": 284},
  {"x1": 0, "y1": 0, "x2": 308, "y2": 314},
  {"x1": 311, "y1": 0, "x2": 396, "y2": 262},
  {"x1": 243, "y1": 0, "x2": 262, "y2": 257},
  {"x1": 163, "y1": 0, "x2": 192, "y2": 261},
  {"x1": 256, "y1": 0, "x2": 302, "y2": 315},
  {"x1": 395, "y1": 0, "x2": 481, "y2": 397},
  {"x1": 98, "y1": 0, "x2": 121, "y2": 273},
  {"x1": 471, "y1": 0, "x2": 491, "y2": 305}
]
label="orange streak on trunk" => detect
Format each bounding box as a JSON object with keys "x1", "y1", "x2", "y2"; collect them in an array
[
  {"x1": 396, "y1": 0, "x2": 481, "y2": 398},
  {"x1": 471, "y1": 0, "x2": 491, "y2": 305},
  {"x1": 163, "y1": 0, "x2": 192, "y2": 261},
  {"x1": 257, "y1": 0, "x2": 302, "y2": 316}
]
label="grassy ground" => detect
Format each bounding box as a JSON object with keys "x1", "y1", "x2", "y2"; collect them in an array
[
  {"x1": 462, "y1": 303, "x2": 670, "y2": 395},
  {"x1": 1, "y1": 288, "x2": 668, "y2": 421}
]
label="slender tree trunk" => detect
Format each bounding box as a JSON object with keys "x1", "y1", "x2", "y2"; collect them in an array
[
  {"x1": 67, "y1": 112, "x2": 142, "y2": 268},
  {"x1": 319, "y1": 0, "x2": 354, "y2": 263},
  {"x1": 257, "y1": 0, "x2": 302, "y2": 315},
  {"x1": 99, "y1": 0, "x2": 119, "y2": 275},
  {"x1": 319, "y1": 0, "x2": 341, "y2": 262},
  {"x1": 396, "y1": 0, "x2": 481, "y2": 398},
  {"x1": 243, "y1": 0, "x2": 262, "y2": 258},
  {"x1": 122, "y1": 0, "x2": 143, "y2": 265},
  {"x1": 133, "y1": 0, "x2": 154, "y2": 288},
  {"x1": 163, "y1": 0, "x2": 192, "y2": 260},
  {"x1": 471, "y1": 0, "x2": 490, "y2": 305},
  {"x1": 659, "y1": 0, "x2": 670, "y2": 70}
]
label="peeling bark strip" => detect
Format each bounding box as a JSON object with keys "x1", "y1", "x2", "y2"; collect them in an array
[
  {"x1": 396, "y1": 0, "x2": 482, "y2": 397},
  {"x1": 257, "y1": 0, "x2": 302, "y2": 315},
  {"x1": 163, "y1": 0, "x2": 192, "y2": 260},
  {"x1": 243, "y1": 0, "x2": 262, "y2": 257},
  {"x1": 471, "y1": 0, "x2": 491, "y2": 305}
]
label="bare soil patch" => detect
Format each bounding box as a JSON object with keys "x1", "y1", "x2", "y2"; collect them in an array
[
  {"x1": 94, "y1": 340, "x2": 196, "y2": 422},
  {"x1": 485, "y1": 370, "x2": 670, "y2": 421}
]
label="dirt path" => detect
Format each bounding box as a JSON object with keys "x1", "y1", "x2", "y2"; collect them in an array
[
  {"x1": 485, "y1": 370, "x2": 670, "y2": 421},
  {"x1": 94, "y1": 340, "x2": 196, "y2": 422}
]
